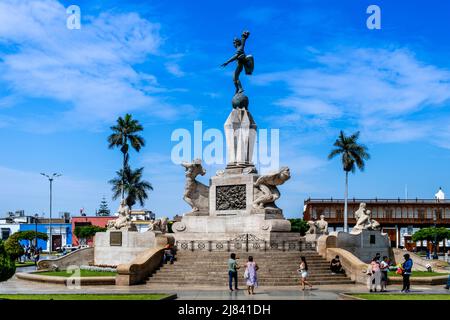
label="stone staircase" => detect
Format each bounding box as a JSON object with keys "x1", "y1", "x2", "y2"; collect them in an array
[{"x1": 146, "y1": 251, "x2": 354, "y2": 286}]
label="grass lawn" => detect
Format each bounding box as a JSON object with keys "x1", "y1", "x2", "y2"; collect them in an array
[
  {"x1": 15, "y1": 261, "x2": 36, "y2": 267},
  {"x1": 389, "y1": 271, "x2": 450, "y2": 278},
  {"x1": 36, "y1": 270, "x2": 117, "y2": 277},
  {"x1": 350, "y1": 293, "x2": 450, "y2": 300},
  {"x1": 0, "y1": 294, "x2": 171, "y2": 300}
]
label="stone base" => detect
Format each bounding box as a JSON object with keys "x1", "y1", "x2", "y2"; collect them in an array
[
  {"x1": 305, "y1": 233, "x2": 327, "y2": 242},
  {"x1": 331, "y1": 230, "x2": 390, "y2": 263},
  {"x1": 172, "y1": 214, "x2": 294, "y2": 243},
  {"x1": 94, "y1": 230, "x2": 158, "y2": 266}
]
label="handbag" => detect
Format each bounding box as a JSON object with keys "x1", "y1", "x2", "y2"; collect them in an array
[{"x1": 243, "y1": 268, "x2": 249, "y2": 279}]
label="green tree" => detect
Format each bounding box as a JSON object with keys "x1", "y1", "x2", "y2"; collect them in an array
[
  {"x1": 74, "y1": 225, "x2": 107, "y2": 245},
  {"x1": 4, "y1": 231, "x2": 48, "y2": 260},
  {"x1": 108, "y1": 114, "x2": 145, "y2": 199},
  {"x1": 412, "y1": 227, "x2": 450, "y2": 247},
  {"x1": 97, "y1": 197, "x2": 111, "y2": 216},
  {"x1": 109, "y1": 166, "x2": 153, "y2": 210},
  {"x1": 328, "y1": 131, "x2": 370, "y2": 232},
  {"x1": 288, "y1": 219, "x2": 309, "y2": 236},
  {"x1": 0, "y1": 240, "x2": 15, "y2": 282}
]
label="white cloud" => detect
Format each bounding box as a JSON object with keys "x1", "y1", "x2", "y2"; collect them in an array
[
  {"x1": 253, "y1": 48, "x2": 450, "y2": 146},
  {"x1": 0, "y1": 0, "x2": 185, "y2": 131},
  {"x1": 165, "y1": 62, "x2": 185, "y2": 77}
]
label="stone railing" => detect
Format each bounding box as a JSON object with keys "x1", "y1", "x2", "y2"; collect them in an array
[
  {"x1": 37, "y1": 247, "x2": 94, "y2": 270},
  {"x1": 175, "y1": 234, "x2": 315, "y2": 252},
  {"x1": 116, "y1": 235, "x2": 174, "y2": 286},
  {"x1": 317, "y1": 234, "x2": 368, "y2": 284}
]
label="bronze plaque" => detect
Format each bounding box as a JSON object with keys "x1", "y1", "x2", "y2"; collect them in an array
[
  {"x1": 110, "y1": 231, "x2": 122, "y2": 246},
  {"x1": 216, "y1": 184, "x2": 246, "y2": 210}
]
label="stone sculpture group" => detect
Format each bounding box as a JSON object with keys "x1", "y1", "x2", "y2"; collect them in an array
[
  {"x1": 306, "y1": 214, "x2": 329, "y2": 235},
  {"x1": 107, "y1": 199, "x2": 136, "y2": 231},
  {"x1": 351, "y1": 202, "x2": 381, "y2": 234}
]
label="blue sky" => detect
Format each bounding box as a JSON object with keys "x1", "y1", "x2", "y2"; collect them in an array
[{"x1": 0, "y1": 0, "x2": 450, "y2": 219}]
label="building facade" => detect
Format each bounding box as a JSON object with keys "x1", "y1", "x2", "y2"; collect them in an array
[
  {"x1": 19, "y1": 220, "x2": 72, "y2": 251},
  {"x1": 71, "y1": 216, "x2": 115, "y2": 246},
  {"x1": 304, "y1": 198, "x2": 450, "y2": 250}
]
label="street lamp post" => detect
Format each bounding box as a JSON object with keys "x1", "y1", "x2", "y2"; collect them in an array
[
  {"x1": 34, "y1": 213, "x2": 38, "y2": 266},
  {"x1": 433, "y1": 210, "x2": 439, "y2": 260},
  {"x1": 41, "y1": 173, "x2": 61, "y2": 253}
]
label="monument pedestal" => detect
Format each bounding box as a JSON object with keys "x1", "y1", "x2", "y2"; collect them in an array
[
  {"x1": 174, "y1": 100, "x2": 297, "y2": 248},
  {"x1": 331, "y1": 230, "x2": 390, "y2": 263},
  {"x1": 94, "y1": 230, "x2": 159, "y2": 266}
]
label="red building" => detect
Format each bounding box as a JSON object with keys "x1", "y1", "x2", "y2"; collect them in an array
[{"x1": 71, "y1": 216, "x2": 116, "y2": 246}]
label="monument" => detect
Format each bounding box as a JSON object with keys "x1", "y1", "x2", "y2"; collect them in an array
[
  {"x1": 173, "y1": 31, "x2": 298, "y2": 244},
  {"x1": 330, "y1": 202, "x2": 389, "y2": 262},
  {"x1": 94, "y1": 200, "x2": 168, "y2": 266}
]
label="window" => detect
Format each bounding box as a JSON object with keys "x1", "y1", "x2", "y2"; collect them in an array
[
  {"x1": 407, "y1": 207, "x2": 413, "y2": 219},
  {"x1": 426, "y1": 208, "x2": 432, "y2": 219},
  {"x1": 329, "y1": 208, "x2": 336, "y2": 218},
  {"x1": 395, "y1": 207, "x2": 401, "y2": 218},
  {"x1": 313, "y1": 208, "x2": 324, "y2": 220},
  {"x1": 1, "y1": 228, "x2": 10, "y2": 240}
]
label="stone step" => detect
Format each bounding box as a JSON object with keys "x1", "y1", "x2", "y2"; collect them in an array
[
  {"x1": 147, "y1": 279, "x2": 354, "y2": 286},
  {"x1": 173, "y1": 256, "x2": 324, "y2": 260},
  {"x1": 175, "y1": 252, "x2": 319, "y2": 256},
  {"x1": 153, "y1": 271, "x2": 342, "y2": 276},
  {"x1": 148, "y1": 275, "x2": 348, "y2": 282}
]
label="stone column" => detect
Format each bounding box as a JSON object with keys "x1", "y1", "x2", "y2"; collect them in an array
[{"x1": 224, "y1": 108, "x2": 257, "y2": 168}]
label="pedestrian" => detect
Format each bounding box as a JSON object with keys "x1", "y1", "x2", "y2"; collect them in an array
[
  {"x1": 330, "y1": 255, "x2": 344, "y2": 274},
  {"x1": 244, "y1": 256, "x2": 259, "y2": 295},
  {"x1": 380, "y1": 256, "x2": 389, "y2": 292},
  {"x1": 401, "y1": 253, "x2": 413, "y2": 293},
  {"x1": 374, "y1": 252, "x2": 381, "y2": 263},
  {"x1": 162, "y1": 244, "x2": 175, "y2": 264},
  {"x1": 298, "y1": 256, "x2": 313, "y2": 291},
  {"x1": 366, "y1": 257, "x2": 381, "y2": 292},
  {"x1": 228, "y1": 253, "x2": 239, "y2": 291}
]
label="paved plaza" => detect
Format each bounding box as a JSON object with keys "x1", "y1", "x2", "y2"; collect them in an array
[{"x1": 1, "y1": 275, "x2": 448, "y2": 300}]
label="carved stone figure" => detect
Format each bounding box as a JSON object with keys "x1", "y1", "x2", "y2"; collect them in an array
[
  {"x1": 307, "y1": 215, "x2": 329, "y2": 235},
  {"x1": 182, "y1": 159, "x2": 209, "y2": 214},
  {"x1": 221, "y1": 30, "x2": 254, "y2": 95},
  {"x1": 351, "y1": 202, "x2": 381, "y2": 234},
  {"x1": 107, "y1": 199, "x2": 135, "y2": 231},
  {"x1": 148, "y1": 217, "x2": 169, "y2": 233},
  {"x1": 253, "y1": 167, "x2": 291, "y2": 209}
]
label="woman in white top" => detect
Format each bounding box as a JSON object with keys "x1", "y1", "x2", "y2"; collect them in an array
[{"x1": 298, "y1": 256, "x2": 313, "y2": 291}]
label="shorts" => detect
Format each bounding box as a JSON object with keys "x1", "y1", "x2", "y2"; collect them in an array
[{"x1": 301, "y1": 272, "x2": 308, "y2": 278}]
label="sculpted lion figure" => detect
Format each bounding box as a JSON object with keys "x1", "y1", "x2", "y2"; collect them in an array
[{"x1": 253, "y1": 167, "x2": 291, "y2": 209}]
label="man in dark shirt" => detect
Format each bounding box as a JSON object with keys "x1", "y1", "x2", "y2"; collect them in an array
[{"x1": 330, "y1": 255, "x2": 344, "y2": 274}]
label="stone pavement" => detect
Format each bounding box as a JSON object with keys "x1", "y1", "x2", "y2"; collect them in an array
[{"x1": 0, "y1": 276, "x2": 448, "y2": 299}]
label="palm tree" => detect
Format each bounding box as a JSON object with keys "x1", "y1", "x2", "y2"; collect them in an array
[
  {"x1": 109, "y1": 166, "x2": 153, "y2": 210},
  {"x1": 108, "y1": 114, "x2": 145, "y2": 199},
  {"x1": 328, "y1": 131, "x2": 370, "y2": 232}
]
